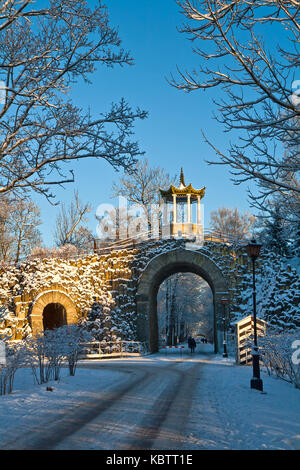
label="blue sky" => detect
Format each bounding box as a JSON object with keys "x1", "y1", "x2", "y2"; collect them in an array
[{"x1": 34, "y1": 0, "x2": 256, "y2": 246}]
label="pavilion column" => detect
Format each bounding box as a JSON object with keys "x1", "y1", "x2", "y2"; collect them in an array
[
  {"x1": 162, "y1": 198, "x2": 168, "y2": 225},
  {"x1": 172, "y1": 194, "x2": 177, "y2": 225},
  {"x1": 187, "y1": 194, "x2": 191, "y2": 223},
  {"x1": 197, "y1": 196, "x2": 201, "y2": 225}
]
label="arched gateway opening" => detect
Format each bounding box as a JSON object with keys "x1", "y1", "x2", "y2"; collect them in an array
[
  {"x1": 136, "y1": 248, "x2": 228, "y2": 353},
  {"x1": 157, "y1": 273, "x2": 214, "y2": 346},
  {"x1": 30, "y1": 290, "x2": 78, "y2": 335},
  {"x1": 43, "y1": 303, "x2": 67, "y2": 330}
]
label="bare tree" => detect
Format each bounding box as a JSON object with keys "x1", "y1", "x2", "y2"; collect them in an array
[
  {"x1": 54, "y1": 191, "x2": 93, "y2": 249},
  {"x1": 171, "y1": 1, "x2": 300, "y2": 221},
  {"x1": 0, "y1": 197, "x2": 14, "y2": 264},
  {"x1": 11, "y1": 199, "x2": 41, "y2": 264},
  {"x1": 210, "y1": 207, "x2": 256, "y2": 240},
  {"x1": 158, "y1": 273, "x2": 213, "y2": 345},
  {"x1": 0, "y1": 0, "x2": 147, "y2": 201},
  {"x1": 111, "y1": 158, "x2": 176, "y2": 235},
  {"x1": 0, "y1": 196, "x2": 41, "y2": 264}
]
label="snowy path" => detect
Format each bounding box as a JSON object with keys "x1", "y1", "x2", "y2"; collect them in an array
[
  {"x1": 0, "y1": 346, "x2": 299, "y2": 450},
  {"x1": 0, "y1": 350, "x2": 203, "y2": 450},
  {"x1": 29, "y1": 358, "x2": 200, "y2": 450}
]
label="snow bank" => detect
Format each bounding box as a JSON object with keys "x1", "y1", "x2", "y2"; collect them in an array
[{"x1": 183, "y1": 355, "x2": 300, "y2": 450}]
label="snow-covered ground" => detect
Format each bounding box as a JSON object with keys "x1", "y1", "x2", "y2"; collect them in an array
[
  {"x1": 0, "y1": 366, "x2": 129, "y2": 449},
  {"x1": 0, "y1": 347, "x2": 299, "y2": 450},
  {"x1": 182, "y1": 352, "x2": 300, "y2": 450}
]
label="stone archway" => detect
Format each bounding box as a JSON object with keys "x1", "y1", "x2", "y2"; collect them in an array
[
  {"x1": 30, "y1": 290, "x2": 78, "y2": 335},
  {"x1": 136, "y1": 248, "x2": 229, "y2": 353}
]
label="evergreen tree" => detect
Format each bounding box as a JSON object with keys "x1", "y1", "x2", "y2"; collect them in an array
[
  {"x1": 80, "y1": 301, "x2": 115, "y2": 346},
  {"x1": 263, "y1": 205, "x2": 289, "y2": 257},
  {"x1": 290, "y1": 221, "x2": 300, "y2": 256}
]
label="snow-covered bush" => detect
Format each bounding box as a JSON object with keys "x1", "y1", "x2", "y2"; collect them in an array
[
  {"x1": 80, "y1": 301, "x2": 123, "y2": 348},
  {"x1": 58, "y1": 325, "x2": 91, "y2": 376},
  {"x1": 25, "y1": 326, "x2": 92, "y2": 383},
  {"x1": 26, "y1": 329, "x2": 70, "y2": 383},
  {"x1": 260, "y1": 331, "x2": 300, "y2": 389},
  {"x1": 0, "y1": 341, "x2": 26, "y2": 395},
  {"x1": 43, "y1": 329, "x2": 67, "y2": 381},
  {"x1": 29, "y1": 244, "x2": 80, "y2": 261},
  {"x1": 25, "y1": 332, "x2": 54, "y2": 384},
  {"x1": 28, "y1": 246, "x2": 57, "y2": 260}
]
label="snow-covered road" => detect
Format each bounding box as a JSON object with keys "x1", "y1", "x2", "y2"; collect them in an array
[
  {"x1": 55, "y1": 360, "x2": 199, "y2": 450},
  {"x1": 0, "y1": 345, "x2": 299, "y2": 450},
  {"x1": 6, "y1": 356, "x2": 201, "y2": 450}
]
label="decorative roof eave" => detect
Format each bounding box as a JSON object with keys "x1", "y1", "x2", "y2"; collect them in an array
[{"x1": 160, "y1": 184, "x2": 206, "y2": 199}]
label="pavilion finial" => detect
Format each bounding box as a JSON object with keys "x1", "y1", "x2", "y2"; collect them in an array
[{"x1": 180, "y1": 167, "x2": 186, "y2": 187}]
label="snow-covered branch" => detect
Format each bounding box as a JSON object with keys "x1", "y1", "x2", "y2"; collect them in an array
[{"x1": 0, "y1": 0, "x2": 147, "y2": 201}]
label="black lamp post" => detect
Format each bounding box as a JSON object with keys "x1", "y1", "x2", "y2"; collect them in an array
[
  {"x1": 221, "y1": 297, "x2": 228, "y2": 358},
  {"x1": 246, "y1": 239, "x2": 263, "y2": 392}
]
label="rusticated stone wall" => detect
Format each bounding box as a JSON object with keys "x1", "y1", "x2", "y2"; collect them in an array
[{"x1": 3, "y1": 239, "x2": 296, "y2": 350}]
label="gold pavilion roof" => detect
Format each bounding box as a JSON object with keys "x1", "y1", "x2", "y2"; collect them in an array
[{"x1": 160, "y1": 168, "x2": 206, "y2": 201}]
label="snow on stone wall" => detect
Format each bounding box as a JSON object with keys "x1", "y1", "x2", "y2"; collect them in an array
[
  {"x1": 0, "y1": 238, "x2": 298, "y2": 342},
  {"x1": 0, "y1": 239, "x2": 186, "y2": 341}
]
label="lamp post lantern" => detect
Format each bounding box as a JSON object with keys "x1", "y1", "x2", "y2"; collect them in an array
[
  {"x1": 246, "y1": 239, "x2": 263, "y2": 392},
  {"x1": 221, "y1": 297, "x2": 228, "y2": 358}
]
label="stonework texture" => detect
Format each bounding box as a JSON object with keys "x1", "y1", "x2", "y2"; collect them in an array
[{"x1": 0, "y1": 239, "x2": 298, "y2": 349}]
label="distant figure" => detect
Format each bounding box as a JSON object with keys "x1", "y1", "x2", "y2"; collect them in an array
[{"x1": 188, "y1": 336, "x2": 196, "y2": 353}]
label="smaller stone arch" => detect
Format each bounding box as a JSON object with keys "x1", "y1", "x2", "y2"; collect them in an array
[{"x1": 30, "y1": 290, "x2": 78, "y2": 335}]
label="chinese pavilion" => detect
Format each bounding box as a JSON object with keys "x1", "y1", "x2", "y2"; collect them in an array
[{"x1": 160, "y1": 168, "x2": 205, "y2": 240}]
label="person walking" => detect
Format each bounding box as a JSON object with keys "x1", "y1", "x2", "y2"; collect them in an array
[{"x1": 188, "y1": 336, "x2": 196, "y2": 353}]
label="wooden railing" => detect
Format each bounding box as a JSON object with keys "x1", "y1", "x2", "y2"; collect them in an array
[
  {"x1": 79, "y1": 340, "x2": 149, "y2": 358},
  {"x1": 203, "y1": 229, "x2": 247, "y2": 245},
  {"x1": 93, "y1": 228, "x2": 248, "y2": 254},
  {"x1": 3, "y1": 228, "x2": 248, "y2": 272}
]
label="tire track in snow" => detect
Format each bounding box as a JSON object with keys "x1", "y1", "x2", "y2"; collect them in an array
[
  {"x1": 124, "y1": 362, "x2": 201, "y2": 450},
  {"x1": 3, "y1": 366, "x2": 147, "y2": 450},
  {"x1": 54, "y1": 361, "x2": 187, "y2": 450},
  {"x1": 4, "y1": 358, "x2": 200, "y2": 450}
]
